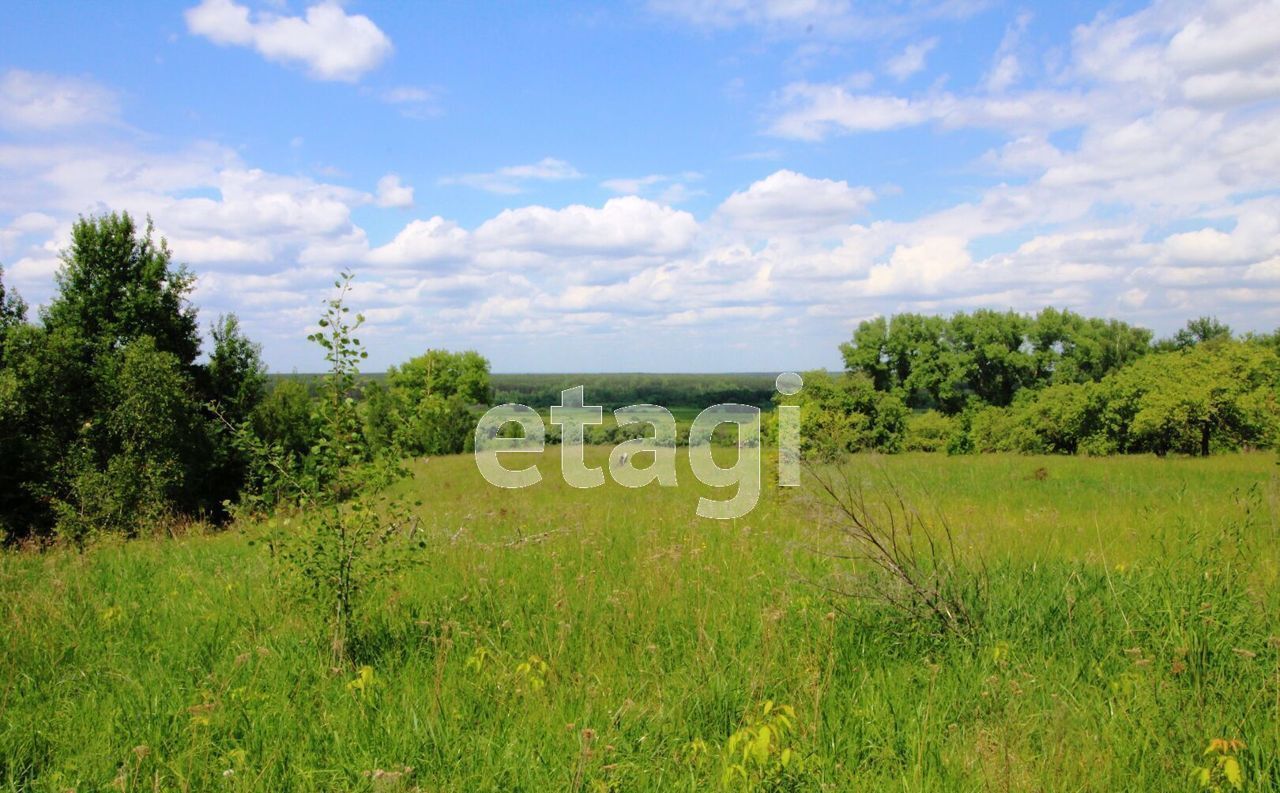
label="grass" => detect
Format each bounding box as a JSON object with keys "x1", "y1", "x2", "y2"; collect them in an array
[{"x1": 2, "y1": 450, "x2": 1278, "y2": 791}]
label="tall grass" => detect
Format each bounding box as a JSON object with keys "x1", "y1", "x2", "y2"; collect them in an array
[{"x1": 1, "y1": 451, "x2": 1277, "y2": 790}]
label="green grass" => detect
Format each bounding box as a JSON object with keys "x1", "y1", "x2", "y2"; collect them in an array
[{"x1": 2, "y1": 451, "x2": 1279, "y2": 791}]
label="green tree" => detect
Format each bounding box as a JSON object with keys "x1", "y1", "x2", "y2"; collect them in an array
[
  {"x1": 1097, "y1": 341, "x2": 1277, "y2": 455},
  {"x1": 252, "y1": 379, "x2": 318, "y2": 462},
  {"x1": 43, "y1": 213, "x2": 200, "y2": 367},
  {"x1": 779, "y1": 370, "x2": 907, "y2": 459},
  {"x1": 203, "y1": 314, "x2": 268, "y2": 513},
  {"x1": 0, "y1": 264, "x2": 27, "y2": 363},
  {"x1": 52, "y1": 337, "x2": 204, "y2": 540},
  {"x1": 386, "y1": 348, "x2": 491, "y2": 455},
  {"x1": 248, "y1": 273, "x2": 420, "y2": 664},
  {"x1": 1160, "y1": 316, "x2": 1233, "y2": 351}
]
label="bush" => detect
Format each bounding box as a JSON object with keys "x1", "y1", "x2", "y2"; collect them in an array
[{"x1": 904, "y1": 410, "x2": 954, "y2": 452}]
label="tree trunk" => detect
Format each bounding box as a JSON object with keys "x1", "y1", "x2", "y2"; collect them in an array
[{"x1": 1200, "y1": 421, "x2": 1211, "y2": 457}]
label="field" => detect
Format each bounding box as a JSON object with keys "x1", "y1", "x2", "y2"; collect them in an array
[{"x1": 3, "y1": 450, "x2": 1279, "y2": 791}]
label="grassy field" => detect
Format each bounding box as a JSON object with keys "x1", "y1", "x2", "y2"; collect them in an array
[{"x1": 2, "y1": 451, "x2": 1279, "y2": 791}]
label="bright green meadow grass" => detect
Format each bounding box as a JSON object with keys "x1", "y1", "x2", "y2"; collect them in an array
[{"x1": 2, "y1": 451, "x2": 1278, "y2": 791}]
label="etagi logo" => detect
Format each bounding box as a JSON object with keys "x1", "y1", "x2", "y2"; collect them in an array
[{"x1": 473, "y1": 373, "x2": 804, "y2": 520}]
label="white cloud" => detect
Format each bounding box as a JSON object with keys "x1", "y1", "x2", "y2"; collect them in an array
[
  {"x1": 600, "y1": 172, "x2": 704, "y2": 204},
  {"x1": 0, "y1": 70, "x2": 118, "y2": 131},
  {"x1": 716, "y1": 170, "x2": 874, "y2": 235},
  {"x1": 474, "y1": 196, "x2": 698, "y2": 256},
  {"x1": 367, "y1": 217, "x2": 468, "y2": 266},
  {"x1": 864, "y1": 237, "x2": 971, "y2": 296},
  {"x1": 9, "y1": 0, "x2": 1280, "y2": 371},
  {"x1": 375, "y1": 174, "x2": 414, "y2": 208},
  {"x1": 440, "y1": 157, "x2": 582, "y2": 194},
  {"x1": 885, "y1": 37, "x2": 938, "y2": 81},
  {"x1": 185, "y1": 0, "x2": 393, "y2": 82},
  {"x1": 769, "y1": 86, "x2": 930, "y2": 138}
]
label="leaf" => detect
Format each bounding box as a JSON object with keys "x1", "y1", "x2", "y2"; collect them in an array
[
  {"x1": 751, "y1": 726, "x2": 771, "y2": 764},
  {"x1": 1222, "y1": 756, "x2": 1243, "y2": 789}
]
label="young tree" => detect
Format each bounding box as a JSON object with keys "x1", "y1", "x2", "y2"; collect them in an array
[
  {"x1": 249, "y1": 273, "x2": 420, "y2": 664},
  {"x1": 203, "y1": 314, "x2": 268, "y2": 513}
]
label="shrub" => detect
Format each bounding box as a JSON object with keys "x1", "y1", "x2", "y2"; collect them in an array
[{"x1": 904, "y1": 410, "x2": 954, "y2": 452}]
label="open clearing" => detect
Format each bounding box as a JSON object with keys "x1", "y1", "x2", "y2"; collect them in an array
[{"x1": 3, "y1": 451, "x2": 1278, "y2": 791}]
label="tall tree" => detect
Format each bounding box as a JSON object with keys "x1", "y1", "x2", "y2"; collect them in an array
[
  {"x1": 0, "y1": 264, "x2": 27, "y2": 360},
  {"x1": 1169, "y1": 316, "x2": 1233, "y2": 350},
  {"x1": 42, "y1": 212, "x2": 200, "y2": 367}
]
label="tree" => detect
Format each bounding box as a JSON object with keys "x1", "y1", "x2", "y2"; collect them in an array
[
  {"x1": 247, "y1": 273, "x2": 420, "y2": 664},
  {"x1": 203, "y1": 314, "x2": 268, "y2": 513},
  {"x1": 1161, "y1": 316, "x2": 1233, "y2": 351},
  {"x1": 0, "y1": 215, "x2": 271, "y2": 540},
  {"x1": 840, "y1": 317, "x2": 892, "y2": 392},
  {"x1": 0, "y1": 264, "x2": 27, "y2": 363},
  {"x1": 52, "y1": 338, "x2": 204, "y2": 540},
  {"x1": 251, "y1": 379, "x2": 317, "y2": 462},
  {"x1": 388, "y1": 349, "x2": 491, "y2": 406},
  {"x1": 205, "y1": 314, "x2": 267, "y2": 424},
  {"x1": 42, "y1": 213, "x2": 200, "y2": 367},
  {"x1": 386, "y1": 349, "x2": 491, "y2": 455},
  {"x1": 1028, "y1": 308, "x2": 1151, "y2": 384},
  {"x1": 778, "y1": 370, "x2": 907, "y2": 460},
  {"x1": 1098, "y1": 341, "x2": 1277, "y2": 456}
]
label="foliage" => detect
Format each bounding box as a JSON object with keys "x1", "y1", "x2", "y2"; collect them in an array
[
  {"x1": 718, "y1": 701, "x2": 808, "y2": 789},
  {"x1": 903, "y1": 410, "x2": 955, "y2": 452},
  {"x1": 251, "y1": 379, "x2": 318, "y2": 462},
  {"x1": 0, "y1": 214, "x2": 271, "y2": 541},
  {"x1": 841, "y1": 307, "x2": 1152, "y2": 413},
  {"x1": 203, "y1": 314, "x2": 267, "y2": 513},
  {"x1": 1161, "y1": 316, "x2": 1234, "y2": 351},
  {"x1": 42, "y1": 212, "x2": 200, "y2": 368},
  {"x1": 776, "y1": 370, "x2": 907, "y2": 460},
  {"x1": 375, "y1": 349, "x2": 491, "y2": 456},
  {"x1": 492, "y1": 371, "x2": 779, "y2": 410},
  {"x1": 1195, "y1": 739, "x2": 1247, "y2": 791},
  {"x1": 253, "y1": 273, "x2": 423, "y2": 664},
  {"x1": 0, "y1": 264, "x2": 26, "y2": 365}
]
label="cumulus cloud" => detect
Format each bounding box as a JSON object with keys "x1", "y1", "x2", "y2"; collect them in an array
[
  {"x1": 375, "y1": 174, "x2": 414, "y2": 208},
  {"x1": 9, "y1": 0, "x2": 1280, "y2": 371},
  {"x1": 367, "y1": 217, "x2": 468, "y2": 266},
  {"x1": 0, "y1": 70, "x2": 118, "y2": 131},
  {"x1": 715, "y1": 170, "x2": 874, "y2": 235},
  {"x1": 185, "y1": 0, "x2": 393, "y2": 82},
  {"x1": 474, "y1": 196, "x2": 699, "y2": 256}
]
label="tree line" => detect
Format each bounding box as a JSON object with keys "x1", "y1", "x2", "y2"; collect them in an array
[
  {"x1": 491, "y1": 372, "x2": 779, "y2": 411},
  {"x1": 778, "y1": 308, "x2": 1279, "y2": 458},
  {"x1": 0, "y1": 213, "x2": 488, "y2": 544}
]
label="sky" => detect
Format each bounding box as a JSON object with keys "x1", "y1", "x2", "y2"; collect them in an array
[{"x1": 1, "y1": 0, "x2": 1278, "y2": 373}]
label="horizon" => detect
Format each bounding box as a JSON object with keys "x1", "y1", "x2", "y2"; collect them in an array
[{"x1": 3, "y1": 0, "x2": 1278, "y2": 372}]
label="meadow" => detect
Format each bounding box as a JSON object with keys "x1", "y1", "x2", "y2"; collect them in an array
[{"x1": 2, "y1": 450, "x2": 1278, "y2": 791}]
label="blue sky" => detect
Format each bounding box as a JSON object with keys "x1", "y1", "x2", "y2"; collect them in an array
[{"x1": 2, "y1": 0, "x2": 1278, "y2": 372}]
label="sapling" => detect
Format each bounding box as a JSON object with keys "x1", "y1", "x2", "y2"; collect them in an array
[{"x1": 226, "y1": 272, "x2": 422, "y2": 664}]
